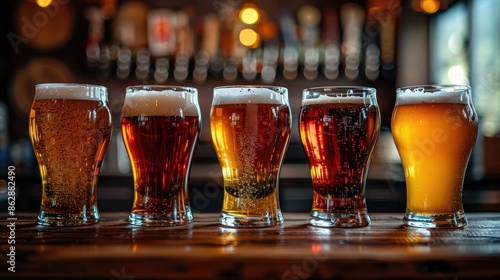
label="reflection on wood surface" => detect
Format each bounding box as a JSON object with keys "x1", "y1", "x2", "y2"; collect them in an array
[{"x1": 1, "y1": 213, "x2": 499, "y2": 279}]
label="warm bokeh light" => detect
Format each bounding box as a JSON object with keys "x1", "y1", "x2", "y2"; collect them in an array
[
  {"x1": 448, "y1": 65, "x2": 469, "y2": 84},
  {"x1": 239, "y1": 5, "x2": 259, "y2": 24},
  {"x1": 421, "y1": 0, "x2": 440, "y2": 14},
  {"x1": 36, "y1": 0, "x2": 52, "y2": 8},
  {"x1": 257, "y1": 21, "x2": 278, "y2": 41},
  {"x1": 239, "y1": 28, "x2": 260, "y2": 48}
]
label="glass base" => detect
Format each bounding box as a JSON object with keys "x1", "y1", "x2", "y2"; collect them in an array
[
  {"x1": 404, "y1": 212, "x2": 467, "y2": 228},
  {"x1": 308, "y1": 211, "x2": 371, "y2": 227},
  {"x1": 129, "y1": 210, "x2": 193, "y2": 226},
  {"x1": 38, "y1": 209, "x2": 99, "y2": 226},
  {"x1": 219, "y1": 211, "x2": 283, "y2": 227}
]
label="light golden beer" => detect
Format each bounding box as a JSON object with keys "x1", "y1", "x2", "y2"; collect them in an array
[
  {"x1": 299, "y1": 87, "x2": 380, "y2": 227},
  {"x1": 29, "y1": 84, "x2": 112, "y2": 226},
  {"x1": 211, "y1": 86, "x2": 291, "y2": 227},
  {"x1": 121, "y1": 86, "x2": 200, "y2": 226},
  {"x1": 391, "y1": 85, "x2": 478, "y2": 228}
]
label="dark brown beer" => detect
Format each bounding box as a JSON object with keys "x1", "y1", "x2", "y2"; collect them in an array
[
  {"x1": 121, "y1": 87, "x2": 200, "y2": 226},
  {"x1": 299, "y1": 92, "x2": 380, "y2": 227},
  {"x1": 121, "y1": 115, "x2": 200, "y2": 216}
]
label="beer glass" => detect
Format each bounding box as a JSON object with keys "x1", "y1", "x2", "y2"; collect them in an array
[
  {"x1": 211, "y1": 86, "x2": 291, "y2": 227},
  {"x1": 392, "y1": 85, "x2": 478, "y2": 228},
  {"x1": 299, "y1": 87, "x2": 380, "y2": 227},
  {"x1": 121, "y1": 86, "x2": 200, "y2": 226},
  {"x1": 29, "y1": 84, "x2": 112, "y2": 226}
]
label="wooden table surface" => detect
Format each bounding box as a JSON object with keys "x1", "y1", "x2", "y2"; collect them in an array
[{"x1": 1, "y1": 212, "x2": 500, "y2": 279}]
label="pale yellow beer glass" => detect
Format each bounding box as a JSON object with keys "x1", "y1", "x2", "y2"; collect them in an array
[
  {"x1": 29, "y1": 84, "x2": 112, "y2": 226},
  {"x1": 392, "y1": 85, "x2": 478, "y2": 228},
  {"x1": 211, "y1": 86, "x2": 291, "y2": 227}
]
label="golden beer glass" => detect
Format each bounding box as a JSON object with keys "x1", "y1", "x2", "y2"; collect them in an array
[
  {"x1": 29, "y1": 84, "x2": 112, "y2": 226},
  {"x1": 211, "y1": 86, "x2": 291, "y2": 227},
  {"x1": 299, "y1": 87, "x2": 380, "y2": 227},
  {"x1": 121, "y1": 86, "x2": 201, "y2": 226},
  {"x1": 392, "y1": 85, "x2": 478, "y2": 228}
]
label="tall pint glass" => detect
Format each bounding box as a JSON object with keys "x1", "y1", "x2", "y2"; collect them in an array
[
  {"x1": 299, "y1": 87, "x2": 380, "y2": 227},
  {"x1": 392, "y1": 85, "x2": 478, "y2": 228},
  {"x1": 121, "y1": 86, "x2": 200, "y2": 226},
  {"x1": 29, "y1": 84, "x2": 112, "y2": 226},
  {"x1": 211, "y1": 86, "x2": 291, "y2": 227}
]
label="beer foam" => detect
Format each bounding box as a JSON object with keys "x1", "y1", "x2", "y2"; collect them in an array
[
  {"x1": 35, "y1": 84, "x2": 107, "y2": 101},
  {"x1": 397, "y1": 87, "x2": 469, "y2": 105},
  {"x1": 301, "y1": 94, "x2": 372, "y2": 106},
  {"x1": 213, "y1": 87, "x2": 287, "y2": 105},
  {"x1": 122, "y1": 90, "x2": 200, "y2": 117}
]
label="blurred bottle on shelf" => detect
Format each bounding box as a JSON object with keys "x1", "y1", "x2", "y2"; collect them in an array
[
  {"x1": 198, "y1": 14, "x2": 222, "y2": 79},
  {"x1": 340, "y1": 3, "x2": 365, "y2": 80},
  {"x1": 297, "y1": 5, "x2": 322, "y2": 80},
  {"x1": 116, "y1": 47, "x2": 132, "y2": 80},
  {"x1": 148, "y1": 9, "x2": 176, "y2": 57},
  {"x1": 135, "y1": 48, "x2": 151, "y2": 81},
  {"x1": 323, "y1": 7, "x2": 340, "y2": 80},
  {"x1": 154, "y1": 57, "x2": 169, "y2": 83},
  {"x1": 261, "y1": 46, "x2": 279, "y2": 83},
  {"x1": 279, "y1": 10, "x2": 300, "y2": 80}
]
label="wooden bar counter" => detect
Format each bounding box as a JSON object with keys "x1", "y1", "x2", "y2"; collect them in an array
[{"x1": 1, "y1": 212, "x2": 500, "y2": 279}]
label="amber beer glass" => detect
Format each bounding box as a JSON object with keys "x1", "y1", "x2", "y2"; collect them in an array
[
  {"x1": 121, "y1": 86, "x2": 200, "y2": 226},
  {"x1": 29, "y1": 84, "x2": 112, "y2": 226},
  {"x1": 299, "y1": 87, "x2": 380, "y2": 227},
  {"x1": 392, "y1": 85, "x2": 478, "y2": 228},
  {"x1": 211, "y1": 86, "x2": 291, "y2": 227}
]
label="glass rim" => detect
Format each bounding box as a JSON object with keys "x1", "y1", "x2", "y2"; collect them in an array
[
  {"x1": 35, "y1": 83, "x2": 107, "y2": 90},
  {"x1": 303, "y1": 86, "x2": 376, "y2": 95},
  {"x1": 396, "y1": 84, "x2": 471, "y2": 94},
  {"x1": 34, "y1": 83, "x2": 108, "y2": 101},
  {"x1": 126, "y1": 85, "x2": 198, "y2": 94},
  {"x1": 214, "y1": 85, "x2": 288, "y2": 93},
  {"x1": 302, "y1": 86, "x2": 377, "y2": 101}
]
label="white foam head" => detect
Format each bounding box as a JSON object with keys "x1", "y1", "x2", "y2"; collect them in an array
[
  {"x1": 122, "y1": 89, "x2": 200, "y2": 117},
  {"x1": 35, "y1": 84, "x2": 108, "y2": 101},
  {"x1": 213, "y1": 86, "x2": 288, "y2": 105},
  {"x1": 301, "y1": 88, "x2": 376, "y2": 106},
  {"x1": 396, "y1": 85, "x2": 470, "y2": 105},
  {"x1": 301, "y1": 94, "x2": 373, "y2": 106}
]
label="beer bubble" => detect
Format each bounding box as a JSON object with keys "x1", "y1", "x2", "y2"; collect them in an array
[{"x1": 31, "y1": 99, "x2": 111, "y2": 213}]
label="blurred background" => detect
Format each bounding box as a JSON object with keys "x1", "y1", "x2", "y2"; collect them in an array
[{"x1": 0, "y1": 0, "x2": 499, "y2": 214}]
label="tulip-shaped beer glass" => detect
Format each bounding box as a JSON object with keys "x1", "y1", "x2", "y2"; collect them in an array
[
  {"x1": 299, "y1": 86, "x2": 380, "y2": 227},
  {"x1": 392, "y1": 85, "x2": 478, "y2": 228},
  {"x1": 121, "y1": 86, "x2": 201, "y2": 226},
  {"x1": 29, "y1": 83, "x2": 112, "y2": 226},
  {"x1": 211, "y1": 86, "x2": 291, "y2": 227}
]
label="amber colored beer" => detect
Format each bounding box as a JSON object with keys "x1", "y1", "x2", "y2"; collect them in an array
[
  {"x1": 29, "y1": 84, "x2": 112, "y2": 226},
  {"x1": 121, "y1": 86, "x2": 200, "y2": 226},
  {"x1": 392, "y1": 85, "x2": 478, "y2": 228},
  {"x1": 299, "y1": 87, "x2": 380, "y2": 227},
  {"x1": 211, "y1": 86, "x2": 291, "y2": 227}
]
